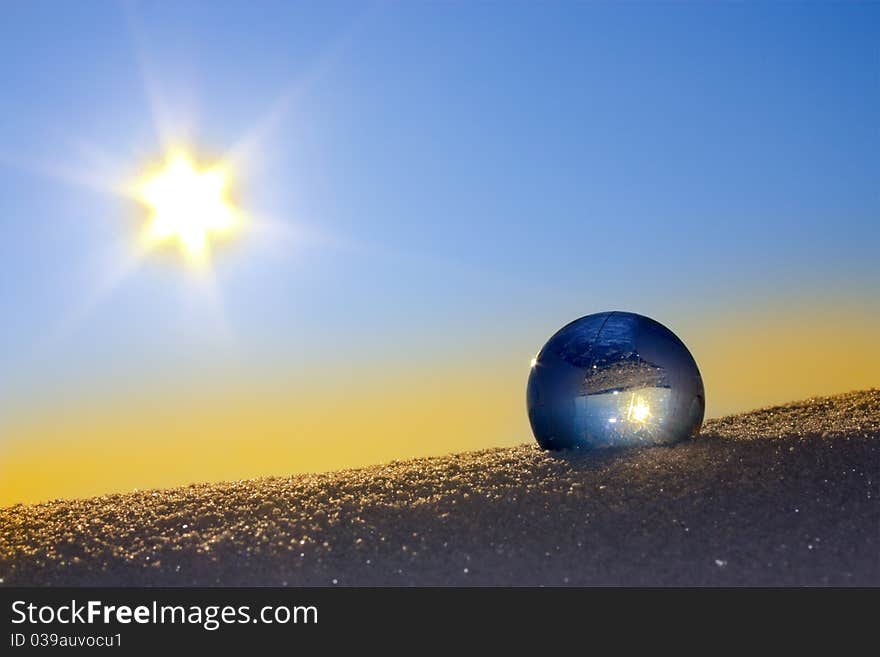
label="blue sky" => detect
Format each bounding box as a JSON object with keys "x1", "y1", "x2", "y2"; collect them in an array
[{"x1": 1, "y1": 2, "x2": 878, "y2": 495}]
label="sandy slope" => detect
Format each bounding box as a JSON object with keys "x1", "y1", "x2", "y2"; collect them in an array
[{"x1": 1, "y1": 390, "x2": 877, "y2": 586}]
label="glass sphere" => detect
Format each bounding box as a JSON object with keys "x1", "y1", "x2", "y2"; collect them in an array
[{"x1": 527, "y1": 311, "x2": 704, "y2": 450}]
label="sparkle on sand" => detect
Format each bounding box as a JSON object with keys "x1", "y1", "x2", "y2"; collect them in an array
[{"x1": 0, "y1": 390, "x2": 877, "y2": 586}]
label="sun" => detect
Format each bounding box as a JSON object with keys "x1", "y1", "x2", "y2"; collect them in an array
[
  {"x1": 626, "y1": 394, "x2": 652, "y2": 424},
  {"x1": 137, "y1": 151, "x2": 240, "y2": 262}
]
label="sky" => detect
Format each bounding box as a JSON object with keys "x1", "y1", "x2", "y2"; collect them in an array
[{"x1": 1, "y1": 1, "x2": 878, "y2": 505}]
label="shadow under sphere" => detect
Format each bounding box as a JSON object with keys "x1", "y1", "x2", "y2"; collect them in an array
[{"x1": 527, "y1": 311, "x2": 705, "y2": 450}]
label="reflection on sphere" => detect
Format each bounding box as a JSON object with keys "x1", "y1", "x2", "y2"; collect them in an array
[{"x1": 527, "y1": 312, "x2": 704, "y2": 450}]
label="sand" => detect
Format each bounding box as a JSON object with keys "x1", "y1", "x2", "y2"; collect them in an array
[{"x1": 1, "y1": 390, "x2": 877, "y2": 586}]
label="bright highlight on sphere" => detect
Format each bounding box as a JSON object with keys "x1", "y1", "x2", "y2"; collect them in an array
[
  {"x1": 137, "y1": 151, "x2": 239, "y2": 261},
  {"x1": 626, "y1": 395, "x2": 652, "y2": 424},
  {"x1": 527, "y1": 311, "x2": 705, "y2": 450}
]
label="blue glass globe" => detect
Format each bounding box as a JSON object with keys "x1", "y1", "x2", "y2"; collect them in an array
[{"x1": 527, "y1": 311, "x2": 704, "y2": 450}]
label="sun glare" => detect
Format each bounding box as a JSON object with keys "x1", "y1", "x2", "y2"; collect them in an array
[
  {"x1": 137, "y1": 151, "x2": 240, "y2": 262},
  {"x1": 626, "y1": 395, "x2": 652, "y2": 424}
]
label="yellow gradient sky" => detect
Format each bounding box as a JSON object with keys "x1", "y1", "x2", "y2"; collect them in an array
[
  {"x1": 2, "y1": 298, "x2": 877, "y2": 506},
  {"x1": 1, "y1": 3, "x2": 878, "y2": 506}
]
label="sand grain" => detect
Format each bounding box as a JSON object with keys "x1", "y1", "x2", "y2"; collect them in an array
[{"x1": 1, "y1": 390, "x2": 877, "y2": 586}]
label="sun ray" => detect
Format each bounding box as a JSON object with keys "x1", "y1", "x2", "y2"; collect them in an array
[
  {"x1": 221, "y1": 3, "x2": 379, "y2": 175},
  {"x1": 9, "y1": 2, "x2": 384, "y2": 352},
  {"x1": 41, "y1": 239, "x2": 151, "y2": 349},
  {"x1": 0, "y1": 151, "x2": 130, "y2": 198},
  {"x1": 122, "y1": 0, "x2": 189, "y2": 153}
]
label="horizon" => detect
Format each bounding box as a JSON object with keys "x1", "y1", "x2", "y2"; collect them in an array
[{"x1": 1, "y1": 1, "x2": 878, "y2": 505}]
